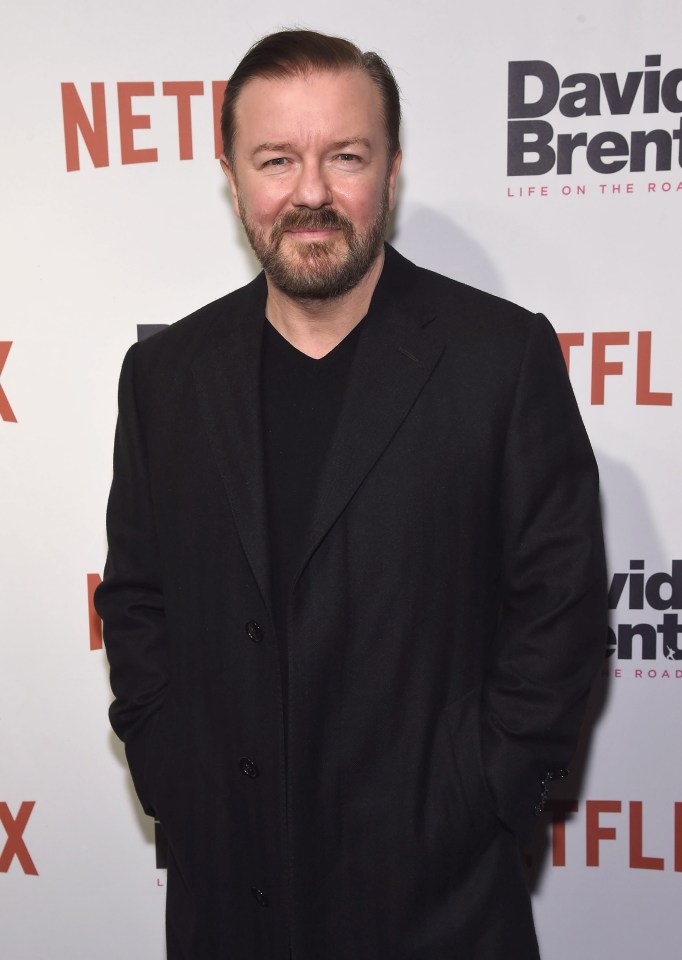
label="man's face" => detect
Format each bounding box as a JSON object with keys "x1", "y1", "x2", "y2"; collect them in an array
[{"x1": 222, "y1": 68, "x2": 401, "y2": 301}]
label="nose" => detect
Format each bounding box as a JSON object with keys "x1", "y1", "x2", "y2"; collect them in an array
[{"x1": 290, "y1": 159, "x2": 333, "y2": 209}]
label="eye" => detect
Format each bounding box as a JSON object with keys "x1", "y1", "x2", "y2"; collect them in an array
[
  {"x1": 336, "y1": 153, "x2": 360, "y2": 163},
  {"x1": 263, "y1": 157, "x2": 289, "y2": 168}
]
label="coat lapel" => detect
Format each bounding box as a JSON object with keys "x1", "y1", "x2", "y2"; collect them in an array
[
  {"x1": 295, "y1": 246, "x2": 446, "y2": 583},
  {"x1": 191, "y1": 274, "x2": 272, "y2": 611},
  {"x1": 190, "y1": 247, "x2": 446, "y2": 605}
]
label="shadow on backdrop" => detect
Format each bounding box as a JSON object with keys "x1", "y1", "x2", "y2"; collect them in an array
[{"x1": 391, "y1": 203, "x2": 505, "y2": 297}]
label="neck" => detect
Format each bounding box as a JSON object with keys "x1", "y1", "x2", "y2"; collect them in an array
[{"x1": 264, "y1": 249, "x2": 385, "y2": 359}]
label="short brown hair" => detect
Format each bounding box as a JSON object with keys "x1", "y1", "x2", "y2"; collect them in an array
[{"x1": 221, "y1": 29, "x2": 401, "y2": 168}]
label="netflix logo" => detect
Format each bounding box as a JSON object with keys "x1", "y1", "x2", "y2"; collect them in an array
[
  {"x1": 531, "y1": 798, "x2": 682, "y2": 873},
  {"x1": 557, "y1": 330, "x2": 672, "y2": 405},
  {"x1": 87, "y1": 574, "x2": 102, "y2": 650},
  {"x1": 61, "y1": 81, "x2": 227, "y2": 172},
  {"x1": 0, "y1": 802, "x2": 37, "y2": 876},
  {"x1": 0, "y1": 342, "x2": 17, "y2": 423}
]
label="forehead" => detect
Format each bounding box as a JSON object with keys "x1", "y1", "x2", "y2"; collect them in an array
[{"x1": 233, "y1": 69, "x2": 384, "y2": 150}]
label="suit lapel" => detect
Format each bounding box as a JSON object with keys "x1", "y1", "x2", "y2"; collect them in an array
[
  {"x1": 191, "y1": 275, "x2": 272, "y2": 611},
  {"x1": 190, "y1": 248, "x2": 446, "y2": 604},
  {"x1": 296, "y1": 247, "x2": 446, "y2": 582}
]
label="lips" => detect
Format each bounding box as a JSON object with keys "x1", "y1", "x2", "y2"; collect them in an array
[{"x1": 285, "y1": 227, "x2": 341, "y2": 239}]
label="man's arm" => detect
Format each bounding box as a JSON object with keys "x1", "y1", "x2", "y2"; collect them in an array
[
  {"x1": 94, "y1": 344, "x2": 168, "y2": 816},
  {"x1": 481, "y1": 313, "x2": 607, "y2": 843}
]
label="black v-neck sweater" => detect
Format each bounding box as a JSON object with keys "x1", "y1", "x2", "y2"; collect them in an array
[{"x1": 260, "y1": 316, "x2": 366, "y2": 722}]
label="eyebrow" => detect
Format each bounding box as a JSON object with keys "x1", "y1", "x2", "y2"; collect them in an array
[
  {"x1": 251, "y1": 136, "x2": 372, "y2": 157},
  {"x1": 329, "y1": 137, "x2": 372, "y2": 151},
  {"x1": 252, "y1": 142, "x2": 294, "y2": 156}
]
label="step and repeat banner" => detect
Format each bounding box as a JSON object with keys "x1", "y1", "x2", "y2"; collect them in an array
[{"x1": 2, "y1": 1, "x2": 680, "y2": 957}]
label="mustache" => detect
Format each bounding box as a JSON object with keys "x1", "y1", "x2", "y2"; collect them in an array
[{"x1": 271, "y1": 208, "x2": 355, "y2": 245}]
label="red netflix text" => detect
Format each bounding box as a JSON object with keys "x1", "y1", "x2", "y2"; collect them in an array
[
  {"x1": 0, "y1": 802, "x2": 37, "y2": 876},
  {"x1": 61, "y1": 81, "x2": 227, "y2": 172},
  {"x1": 88, "y1": 573, "x2": 102, "y2": 650},
  {"x1": 557, "y1": 330, "x2": 673, "y2": 405},
  {"x1": 537, "y1": 798, "x2": 682, "y2": 871},
  {"x1": 0, "y1": 342, "x2": 17, "y2": 422}
]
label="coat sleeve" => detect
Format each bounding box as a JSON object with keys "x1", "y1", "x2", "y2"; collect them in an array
[
  {"x1": 480, "y1": 312, "x2": 607, "y2": 844},
  {"x1": 94, "y1": 343, "x2": 168, "y2": 816}
]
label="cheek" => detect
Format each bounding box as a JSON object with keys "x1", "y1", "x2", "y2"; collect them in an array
[
  {"x1": 334, "y1": 182, "x2": 386, "y2": 223},
  {"x1": 240, "y1": 181, "x2": 290, "y2": 226}
]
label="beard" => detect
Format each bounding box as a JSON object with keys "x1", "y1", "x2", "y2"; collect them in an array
[{"x1": 238, "y1": 184, "x2": 390, "y2": 302}]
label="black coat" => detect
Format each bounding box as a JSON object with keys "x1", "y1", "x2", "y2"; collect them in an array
[{"x1": 95, "y1": 245, "x2": 607, "y2": 959}]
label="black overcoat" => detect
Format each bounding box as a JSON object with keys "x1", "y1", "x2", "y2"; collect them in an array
[{"x1": 95, "y1": 245, "x2": 607, "y2": 959}]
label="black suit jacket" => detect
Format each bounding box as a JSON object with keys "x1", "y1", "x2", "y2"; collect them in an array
[{"x1": 95, "y1": 244, "x2": 607, "y2": 959}]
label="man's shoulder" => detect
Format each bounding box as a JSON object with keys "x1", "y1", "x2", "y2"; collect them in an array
[
  {"x1": 386, "y1": 244, "x2": 539, "y2": 337},
  {"x1": 386, "y1": 247, "x2": 567, "y2": 406},
  {"x1": 133, "y1": 271, "x2": 266, "y2": 366}
]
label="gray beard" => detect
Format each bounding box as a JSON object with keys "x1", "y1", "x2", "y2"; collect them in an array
[{"x1": 239, "y1": 191, "x2": 389, "y2": 302}]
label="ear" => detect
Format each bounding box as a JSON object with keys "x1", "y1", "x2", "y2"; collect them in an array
[
  {"x1": 219, "y1": 154, "x2": 241, "y2": 218},
  {"x1": 386, "y1": 149, "x2": 402, "y2": 212}
]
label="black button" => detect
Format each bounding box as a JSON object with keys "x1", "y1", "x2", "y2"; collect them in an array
[
  {"x1": 251, "y1": 886, "x2": 268, "y2": 907},
  {"x1": 245, "y1": 621, "x2": 263, "y2": 643},
  {"x1": 240, "y1": 757, "x2": 259, "y2": 778}
]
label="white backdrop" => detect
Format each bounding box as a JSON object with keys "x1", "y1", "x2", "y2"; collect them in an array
[{"x1": 2, "y1": 2, "x2": 680, "y2": 957}]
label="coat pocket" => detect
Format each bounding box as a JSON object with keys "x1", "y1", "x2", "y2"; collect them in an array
[
  {"x1": 124, "y1": 703, "x2": 171, "y2": 818},
  {"x1": 442, "y1": 686, "x2": 499, "y2": 850}
]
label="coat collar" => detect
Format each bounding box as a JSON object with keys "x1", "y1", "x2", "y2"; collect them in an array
[{"x1": 191, "y1": 244, "x2": 446, "y2": 612}]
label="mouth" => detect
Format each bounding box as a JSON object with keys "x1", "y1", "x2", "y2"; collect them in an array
[{"x1": 284, "y1": 227, "x2": 343, "y2": 240}]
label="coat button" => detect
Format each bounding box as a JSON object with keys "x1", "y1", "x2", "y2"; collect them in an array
[
  {"x1": 240, "y1": 757, "x2": 259, "y2": 778},
  {"x1": 245, "y1": 620, "x2": 263, "y2": 643},
  {"x1": 251, "y1": 886, "x2": 269, "y2": 907}
]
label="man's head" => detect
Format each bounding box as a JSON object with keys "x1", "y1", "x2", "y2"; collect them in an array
[
  {"x1": 221, "y1": 30, "x2": 401, "y2": 169},
  {"x1": 219, "y1": 29, "x2": 402, "y2": 301}
]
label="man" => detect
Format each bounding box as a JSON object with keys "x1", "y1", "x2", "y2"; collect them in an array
[{"x1": 95, "y1": 29, "x2": 607, "y2": 960}]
